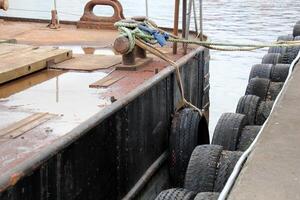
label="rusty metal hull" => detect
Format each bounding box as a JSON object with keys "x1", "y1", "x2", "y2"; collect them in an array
[{"x1": 0, "y1": 47, "x2": 209, "y2": 199}]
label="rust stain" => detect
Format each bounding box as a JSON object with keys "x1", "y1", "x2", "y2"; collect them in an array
[
  {"x1": 9, "y1": 172, "x2": 23, "y2": 186},
  {"x1": 0, "y1": 172, "x2": 24, "y2": 192}
]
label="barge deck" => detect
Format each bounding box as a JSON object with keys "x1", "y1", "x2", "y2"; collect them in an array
[{"x1": 0, "y1": 17, "x2": 210, "y2": 199}]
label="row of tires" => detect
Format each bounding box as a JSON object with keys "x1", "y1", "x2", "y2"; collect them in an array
[
  {"x1": 155, "y1": 21, "x2": 300, "y2": 200},
  {"x1": 212, "y1": 21, "x2": 300, "y2": 151}
]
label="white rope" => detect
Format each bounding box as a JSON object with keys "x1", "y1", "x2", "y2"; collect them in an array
[{"x1": 218, "y1": 51, "x2": 300, "y2": 200}]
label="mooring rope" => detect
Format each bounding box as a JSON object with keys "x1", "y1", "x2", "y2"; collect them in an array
[
  {"x1": 115, "y1": 20, "x2": 300, "y2": 52},
  {"x1": 115, "y1": 19, "x2": 300, "y2": 115}
]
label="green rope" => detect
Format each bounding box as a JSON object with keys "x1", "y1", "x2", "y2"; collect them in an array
[{"x1": 115, "y1": 20, "x2": 300, "y2": 53}]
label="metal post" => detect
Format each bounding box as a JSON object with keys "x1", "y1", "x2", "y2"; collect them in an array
[
  {"x1": 199, "y1": 0, "x2": 203, "y2": 41},
  {"x1": 54, "y1": 0, "x2": 60, "y2": 25},
  {"x1": 173, "y1": 0, "x2": 180, "y2": 54},
  {"x1": 182, "y1": 0, "x2": 187, "y2": 54},
  {"x1": 183, "y1": 0, "x2": 192, "y2": 54},
  {"x1": 145, "y1": 0, "x2": 149, "y2": 17},
  {"x1": 185, "y1": 0, "x2": 193, "y2": 39},
  {"x1": 192, "y1": 0, "x2": 198, "y2": 35},
  {"x1": 49, "y1": 0, "x2": 60, "y2": 29}
]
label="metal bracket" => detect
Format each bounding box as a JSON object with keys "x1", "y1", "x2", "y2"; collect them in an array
[{"x1": 77, "y1": 0, "x2": 125, "y2": 29}]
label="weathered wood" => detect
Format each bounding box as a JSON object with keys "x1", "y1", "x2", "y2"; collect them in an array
[
  {"x1": 52, "y1": 54, "x2": 121, "y2": 71},
  {"x1": 0, "y1": 113, "x2": 56, "y2": 139},
  {"x1": 0, "y1": 39, "x2": 16, "y2": 44},
  {"x1": 0, "y1": 44, "x2": 72, "y2": 84},
  {"x1": 0, "y1": 43, "x2": 35, "y2": 56},
  {"x1": 89, "y1": 75, "x2": 124, "y2": 88}
]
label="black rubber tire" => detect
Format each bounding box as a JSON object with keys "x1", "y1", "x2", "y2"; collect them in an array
[
  {"x1": 248, "y1": 64, "x2": 272, "y2": 81},
  {"x1": 284, "y1": 45, "x2": 300, "y2": 64},
  {"x1": 236, "y1": 95, "x2": 261, "y2": 125},
  {"x1": 214, "y1": 151, "x2": 243, "y2": 192},
  {"x1": 169, "y1": 108, "x2": 210, "y2": 187},
  {"x1": 293, "y1": 24, "x2": 300, "y2": 37},
  {"x1": 268, "y1": 46, "x2": 287, "y2": 54},
  {"x1": 267, "y1": 82, "x2": 284, "y2": 100},
  {"x1": 184, "y1": 145, "x2": 223, "y2": 193},
  {"x1": 194, "y1": 192, "x2": 220, "y2": 200},
  {"x1": 212, "y1": 113, "x2": 247, "y2": 151},
  {"x1": 155, "y1": 188, "x2": 196, "y2": 200},
  {"x1": 237, "y1": 126, "x2": 261, "y2": 151},
  {"x1": 277, "y1": 34, "x2": 294, "y2": 41},
  {"x1": 256, "y1": 101, "x2": 274, "y2": 125},
  {"x1": 271, "y1": 64, "x2": 290, "y2": 82},
  {"x1": 281, "y1": 53, "x2": 291, "y2": 64},
  {"x1": 261, "y1": 53, "x2": 282, "y2": 65},
  {"x1": 245, "y1": 78, "x2": 270, "y2": 101},
  {"x1": 290, "y1": 46, "x2": 300, "y2": 62}
]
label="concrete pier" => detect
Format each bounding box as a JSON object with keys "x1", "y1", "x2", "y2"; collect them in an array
[{"x1": 229, "y1": 60, "x2": 300, "y2": 200}]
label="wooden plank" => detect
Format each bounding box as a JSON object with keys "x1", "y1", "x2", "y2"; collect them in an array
[
  {"x1": 0, "y1": 39, "x2": 17, "y2": 44},
  {"x1": 0, "y1": 70, "x2": 63, "y2": 98},
  {"x1": 0, "y1": 113, "x2": 56, "y2": 139},
  {"x1": 0, "y1": 43, "x2": 37, "y2": 56},
  {"x1": 52, "y1": 54, "x2": 121, "y2": 71},
  {"x1": 89, "y1": 75, "x2": 125, "y2": 88},
  {"x1": 0, "y1": 44, "x2": 72, "y2": 84}
]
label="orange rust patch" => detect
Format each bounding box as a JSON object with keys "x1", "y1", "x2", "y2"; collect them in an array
[{"x1": 9, "y1": 172, "x2": 24, "y2": 186}]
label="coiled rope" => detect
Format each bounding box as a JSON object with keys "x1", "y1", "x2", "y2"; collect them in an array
[{"x1": 115, "y1": 19, "x2": 300, "y2": 115}]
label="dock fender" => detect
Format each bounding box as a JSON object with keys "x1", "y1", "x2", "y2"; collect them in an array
[
  {"x1": 194, "y1": 192, "x2": 220, "y2": 200},
  {"x1": 212, "y1": 113, "x2": 247, "y2": 151},
  {"x1": 271, "y1": 64, "x2": 290, "y2": 82},
  {"x1": 249, "y1": 64, "x2": 272, "y2": 82},
  {"x1": 155, "y1": 188, "x2": 196, "y2": 200},
  {"x1": 184, "y1": 145, "x2": 223, "y2": 193},
  {"x1": 262, "y1": 53, "x2": 283, "y2": 65},
  {"x1": 256, "y1": 101, "x2": 274, "y2": 125},
  {"x1": 237, "y1": 125, "x2": 261, "y2": 151},
  {"x1": 214, "y1": 151, "x2": 243, "y2": 192},
  {"x1": 246, "y1": 78, "x2": 270, "y2": 101},
  {"x1": 277, "y1": 34, "x2": 294, "y2": 42},
  {"x1": 236, "y1": 95, "x2": 261, "y2": 125},
  {"x1": 293, "y1": 24, "x2": 300, "y2": 37},
  {"x1": 169, "y1": 108, "x2": 209, "y2": 187}
]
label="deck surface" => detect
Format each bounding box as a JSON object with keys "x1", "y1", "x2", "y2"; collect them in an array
[
  {"x1": 0, "y1": 18, "x2": 198, "y2": 189},
  {"x1": 229, "y1": 60, "x2": 300, "y2": 200},
  {"x1": 0, "y1": 20, "x2": 118, "y2": 46}
]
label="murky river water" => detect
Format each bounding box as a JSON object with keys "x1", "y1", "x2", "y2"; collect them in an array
[{"x1": 2, "y1": 0, "x2": 300, "y2": 133}]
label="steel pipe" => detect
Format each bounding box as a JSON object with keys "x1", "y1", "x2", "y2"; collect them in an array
[
  {"x1": 122, "y1": 151, "x2": 169, "y2": 200},
  {"x1": 182, "y1": 0, "x2": 187, "y2": 54},
  {"x1": 173, "y1": 0, "x2": 180, "y2": 54},
  {"x1": 199, "y1": 0, "x2": 203, "y2": 40}
]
